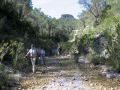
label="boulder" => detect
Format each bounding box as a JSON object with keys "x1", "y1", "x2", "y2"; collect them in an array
[
  {"x1": 106, "y1": 73, "x2": 115, "y2": 79},
  {"x1": 77, "y1": 57, "x2": 85, "y2": 64}
]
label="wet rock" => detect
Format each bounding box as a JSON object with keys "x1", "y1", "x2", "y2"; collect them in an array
[
  {"x1": 77, "y1": 57, "x2": 85, "y2": 64},
  {"x1": 106, "y1": 73, "x2": 115, "y2": 79},
  {"x1": 100, "y1": 65, "x2": 118, "y2": 79}
]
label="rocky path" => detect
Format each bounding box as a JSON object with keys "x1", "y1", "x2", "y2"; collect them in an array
[
  {"x1": 19, "y1": 56, "x2": 92, "y2": 90},
  {"x1": 19, "y1": 56, "x2": 120, "y2": 90},
  {"x1": 21, "y1": 70, "x2": 94, "y2": 90}
]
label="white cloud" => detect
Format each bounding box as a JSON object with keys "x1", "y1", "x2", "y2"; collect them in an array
[{"x1": 32, "y1": 0, "x2": 84, "y2": 18}]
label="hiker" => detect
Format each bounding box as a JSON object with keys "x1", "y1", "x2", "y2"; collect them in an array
[
  {"x1": 39, "y1": 48, "x2": 45, "y2": 65},
  {"x1": 25, "y1": 44, "x2": 37, "y2": 73},
  {"x1": 56, "y1": 45, "x2": 61, "y2": 56},
  {"x1": 74, "y1": 49, "x2": 79, "y2": 63},
  {"x1": 58, "y1": 46, "x2": 62, "y2": 55},
  {"x1": 52, "y1": 47, "x2": 58, "y2": 56},
  {"x1": 56, "y1": 47, "x2": 60, "y2": 56}
]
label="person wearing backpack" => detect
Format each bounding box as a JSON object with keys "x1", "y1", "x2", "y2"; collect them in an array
[{"x1": 25, "y1": 44, "x2": 37, "y2": 73}]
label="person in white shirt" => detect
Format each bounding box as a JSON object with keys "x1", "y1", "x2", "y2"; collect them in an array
[{"x1": 25, "y1": 44, "x2": 37, "y2": 73}]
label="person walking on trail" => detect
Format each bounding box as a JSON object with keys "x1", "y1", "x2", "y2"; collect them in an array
[
  {"x1": 74, "y1": 49, "x2": 79, "y2": 63},
  {"x1": 59, "y1": 46, "x2": 62, "y2": 55},
  {"x1": 39, "y1": 48, "x2": 45, "y2": 65},
  {"x1": 25, "y1": 44, "x2": 37, "y2": 73}
]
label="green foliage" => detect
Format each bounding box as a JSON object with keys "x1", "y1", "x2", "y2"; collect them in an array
[
  {"x1": 0, "y1": 72, "x2": 9, "y2": 90},
  {"x1": 60, "y1": 42, "x2": 74, "y2": 54},
  {"x1": 77, "y1": 33, "x2": 94, "y2": 54},
  {"x1": 76, "y1": 0, "x2": 120, "y2": 72},
  {"x1": 0, "y1": 64, "x2": 12, "y2": 90},
  {"x1": 0, "y1": 40, "x2": 26, "y2": 71},
  {"x1": 0, "y1": 0, "x2": 78, "y2": 72},
  {"x1": 0, "y1": 64, "x2": 5, "y2": 71},
  {"x1": 104, "y1": 23, "x2": 120, "y2": 72},
  {"x1": 91, "y1": 56, "x2": 101, "y2": 65},
  {"x1": 91, "y1": 55, "x2": 106, "y2": 65},
  {"x1": 9, "y1": 41, "x2": 25, "y2": 70}
]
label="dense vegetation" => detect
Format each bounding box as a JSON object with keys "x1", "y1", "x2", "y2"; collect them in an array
[
  {"x1": 76, "y1": 0, "x2": 120, "y2": 72},
  {"x1": 0, "y1": 0, "x2": 77, "y2": 67}
]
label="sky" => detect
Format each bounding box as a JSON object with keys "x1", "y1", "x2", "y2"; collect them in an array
[{"x1": 32, "y1": 0, "x2": 84, "y2": 19}]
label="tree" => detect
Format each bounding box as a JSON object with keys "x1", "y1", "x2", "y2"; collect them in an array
[
  {"x1": 28, "y1": 0, "x2": 33, "y2": 9},
  {"x1": 79, "y1": 0, "x2": 107, "y2": 26},
  {"x1": 78, "y1": 11, "x2": 87, "y2": 29}
]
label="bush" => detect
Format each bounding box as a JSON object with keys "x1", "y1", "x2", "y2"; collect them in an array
[
  {"x1": 92, "y1": 55, "x2": 106, "y2": 66},
  {"x1": 0, "y1": 65, "x2": 12, "y2": 90},
  {"x1": 104, "y1": 23, "x2": 120, "y2": 72},
  {"x1": 0, "y1": 73, "x2": 9, "y2": 90}
]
